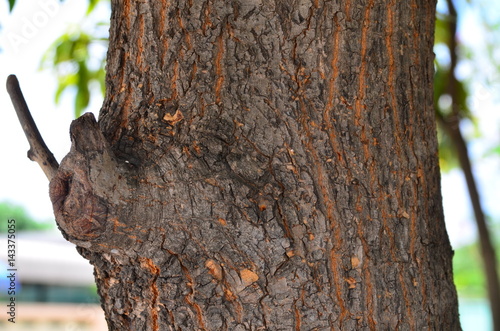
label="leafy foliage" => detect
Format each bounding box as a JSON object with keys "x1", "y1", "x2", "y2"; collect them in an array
[
  {"x1": 6, "y1": 0, "x2": 108, "y2": 117},
  {"x1": 41, "y1": 29, "x2": 107, "y2": 117},
  {"x1": 434, "y1": 58, "x2": 475, "y2": 171},
  {"x1": 435, "y1": 13, "x2": 452, "y2": 46},
  {"x1": 453, "y1": 225, "x2": 500, "y2": 299},
  {"x1": 86, "y1": 0, "x2": 99, "y2": 14},
  {"x1": 453, "y1": 242, "x2": 487, "y2": 298},
  {"x1": 434, "y1": 7, "x2": 477, "y2": 173}
]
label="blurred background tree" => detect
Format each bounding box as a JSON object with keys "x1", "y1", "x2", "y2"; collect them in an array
[
  {"x1": 0, "y1": 201, "x2": 52, "y2": 232},
  {"x1": 434, "y1": 0, "x2": 500, "y2": 330}
]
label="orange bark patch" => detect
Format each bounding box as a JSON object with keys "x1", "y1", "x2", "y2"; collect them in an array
[
  {"x1": 177, "y1": 9, "x2": 192, "y2": 50},
  {"x1": 214, "y1": 29, "x2": 225, "y2": 104},
  {"x1": 329, "y1": 250, "x2": 347, "y2": 322},
  {"x1": 123, "y1": 0, "x2": 132, "y2": 29},
  {"x1": 167, "y1": 61, "x2": 179, "y2": 102},
  {"x1": 224, "y1": 288, "x2": 237, "y2": 301},
  {"x1": 138, "y1": 258, "x2": 160, "y2": 331},
  {"x1": 136, "y1": 15, "x2": 145, "y2": 68},
  {"x1": 158, "y1": 1, "x2": 169, "y2": 67},
  {"x1": 294, "y1": 304, "x2": 301, "y2": 330},
  {"x1": 354, "y1": 0, "x2": 374, "y2": 125},
  {"x1": 202, "y1": 3, "x2": 213, "y2": 34},
  {"x1": 344, "y1": 0, "x2": 352, "y2": 21},
  {"x1": 351, "y1": 256, "x2": 360, "y2": 269},
  {"x1": 181, "y1": 265, "x2": 207, "y2": 329},
  {"x1": 139, "y1": 257, "x2": 160, "y2": 275},
  {"x1": 205, "y1": 259, "x2": 223, "y2": 280},
  {"x1": 323, "y1": 11, "x2": 345, "y2": 166},
  {"x1": 345, "y1": 277, "x2": 357, "y2": 289},
  {"x1": 163, "y1": 109, "x2": 184, "y2": 125},
  {"x1": 112, "y1": 217, "x2": 127, "y2": 230},
  {"x1": 240, "y1": 269, "x2": 259, "y2": 286}
]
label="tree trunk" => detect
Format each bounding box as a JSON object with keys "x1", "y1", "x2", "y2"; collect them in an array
[{"x1": 50, "y1": 0, "x2": 461, "y2": 330}]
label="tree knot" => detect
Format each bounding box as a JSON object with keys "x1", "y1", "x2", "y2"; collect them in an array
[{"x1": 49, "y1": 112, "x2": 119, "y2": 243}]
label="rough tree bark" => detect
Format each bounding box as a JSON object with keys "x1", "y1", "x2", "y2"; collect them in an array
[{"x1": 49, "y1": 0, "x2": 461, "y2": 330}]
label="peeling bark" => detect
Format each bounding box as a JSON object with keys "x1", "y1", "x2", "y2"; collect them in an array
[{"x1": 50, "y1": 1, "x2": 461, "y2": 330}]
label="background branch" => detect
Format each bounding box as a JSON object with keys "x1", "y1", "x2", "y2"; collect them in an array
[{"x1": 441, "y1": 1, "x2": 500, "y2": 329}]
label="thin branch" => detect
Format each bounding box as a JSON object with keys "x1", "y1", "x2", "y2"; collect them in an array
[{"x1": 6, "y1": 74, "x2": 59, "y2": 181}]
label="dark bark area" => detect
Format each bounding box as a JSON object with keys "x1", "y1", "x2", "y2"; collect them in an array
[{"x1": 50, "y1": 0, "x2": 461, "y2": 330}]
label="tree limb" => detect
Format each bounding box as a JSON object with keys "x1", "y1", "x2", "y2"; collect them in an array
[{"x1": 6, "y1": 74, "x2": 59, "y2": 181}]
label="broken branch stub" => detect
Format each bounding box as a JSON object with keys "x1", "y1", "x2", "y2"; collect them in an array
[{"x1": 50, "y1": 113, "x2": 128, "y2": 249}]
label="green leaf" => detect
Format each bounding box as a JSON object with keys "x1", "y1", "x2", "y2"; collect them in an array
[
  {"x1": 437, "y1": 124, "x2": 460, "y2": 172},
  {"x1": 87, "y1": 0, "x2": 99, "y2": 15},
  {"x1": 54, "y1": 37, "x2": 73, "y2": 64},
  {"x1": 435, "y1": 14, "x2": 451, "y2": 45},
  {"x1": 75, "y1": 85, "x2": 90, "y2": 118},
  {"x1": 453, "y1": 242, "x2": 488, "y2": 298},
  {"x1": 8, "y1": 0, "x2": 16, "y2": 12},
  {"x1": 74, "y1": 61, "x2": 91, "y2": 117},
  {"x1": 41, "y1": 25, "x2": 107, "y2": 117},
  {"x1": 39, "y1": 0, "x2": 109, "y2": 117},
  {"x1": 455, "y1": 79, "x2": 472, "y2": 119},
  {"x1": 54, "y1": 74, "x2": 77, "y2": 104},
  {"x1": 484, "y1": 145, "x2": 500, "y2": 158}
]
